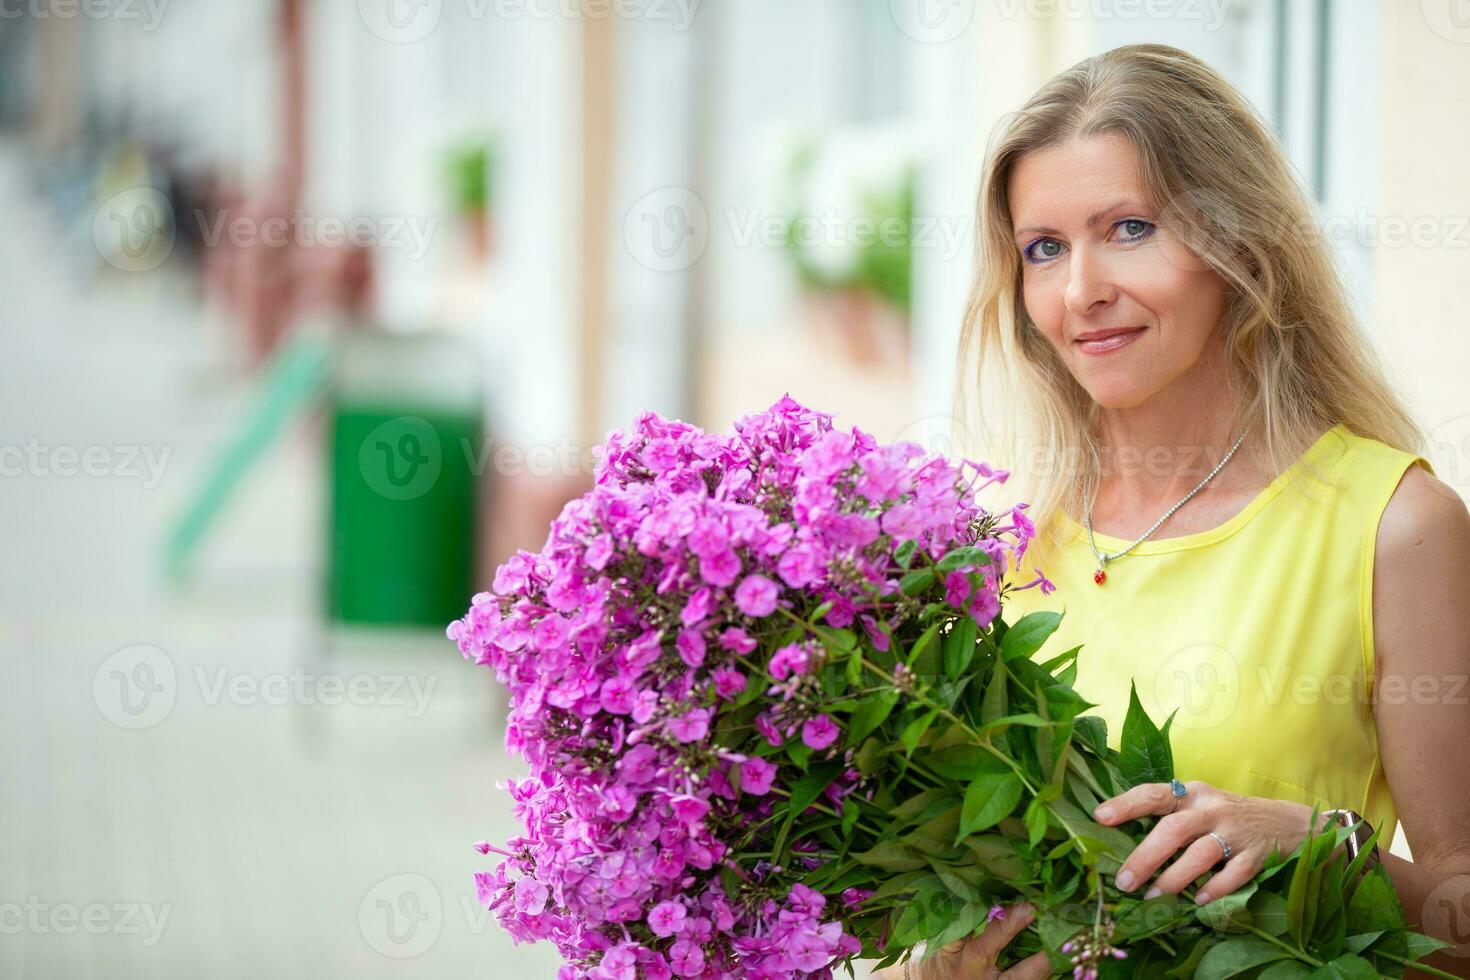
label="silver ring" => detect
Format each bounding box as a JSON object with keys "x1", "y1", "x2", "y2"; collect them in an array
[
  {"x1": 1169, "y1": 778, "x2": 1188, "y2": 813},
  {"x1": 1207, "y1": 831, "x2": 1232, "y2": 862}
]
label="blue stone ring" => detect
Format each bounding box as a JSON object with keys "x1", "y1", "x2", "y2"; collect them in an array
[{"x1": 1169, "y1": 779, "x2": 1188, "y2": 812}]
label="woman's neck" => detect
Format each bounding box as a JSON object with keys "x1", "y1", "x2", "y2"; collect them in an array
[{"x1": 1088, "y1": 354, "x2": 1264, "y2": 523}]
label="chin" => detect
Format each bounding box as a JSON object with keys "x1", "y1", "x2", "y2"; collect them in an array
[{"x1": 1079, "y1": 379, "x2": 1157, "y2": 410}]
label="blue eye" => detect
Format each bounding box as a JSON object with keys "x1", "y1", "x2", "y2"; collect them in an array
[
  {"x1": 1118, "y1": 218, "x2": 1155, "y2": 241},
  {"x1": 1022, "y1": 238, "x2": 1063, "y2": 263},
  {"x1": 1020, "y1": 218, "x2": 1156, "y2": 265}
]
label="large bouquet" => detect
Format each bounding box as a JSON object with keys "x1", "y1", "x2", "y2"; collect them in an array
[{"x1": 449, "y1": 397, "x2": 1448, "y2": 979}]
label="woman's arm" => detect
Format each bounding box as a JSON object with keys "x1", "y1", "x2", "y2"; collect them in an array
[{"x1": 1371, "y1": 463, "x2": 1470, "y2": 979}]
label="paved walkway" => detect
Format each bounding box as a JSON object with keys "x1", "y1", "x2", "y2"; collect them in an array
[{"x1": 0, "y1": 141, "x2": 564, "y2": 979}]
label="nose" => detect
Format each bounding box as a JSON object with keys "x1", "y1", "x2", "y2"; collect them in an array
[{"x1": 1063, "y1": 244, "x2": 1117, "y2": 317}]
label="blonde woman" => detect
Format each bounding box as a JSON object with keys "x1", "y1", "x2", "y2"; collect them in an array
[{"x1": 891, "y1": 44, "x2": 1470, "y2": 980}]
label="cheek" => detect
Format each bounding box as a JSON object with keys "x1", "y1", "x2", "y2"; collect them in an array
[
  {"x1": 1157, "y1": 230, "x2": 1216, "y2": 275},
  {"x1": 1021, "y1": 276, "x2": 1066, "y2": 343},
  {"x1": 1154, "y1": 269, "x2": 1231, "y2": 345},
  {"x1": 1125, "y1": 252, "x2": 1226, "y2": 336}
]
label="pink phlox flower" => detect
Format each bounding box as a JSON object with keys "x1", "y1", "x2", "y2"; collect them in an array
[
  {"x1": 666, "y1": 708, "x2": 710, "y2": 743},
  {"x1": 801, "y1": 714, "x2": 839, "y2": 751},
  {"x1": 648, "y1": 899, "x2": 688, "y2": 938},
  {"x1": 734, "y1": 574, "x2": 780, "y2": 617},
  {"x1": 698, "y1": 549, "x2": 741, "y2": 587},
  {"x1": 739, "y1": 756, "x2": 777, "y2": 796}
]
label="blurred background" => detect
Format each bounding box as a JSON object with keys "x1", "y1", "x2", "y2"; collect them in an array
[{"x1": 1, "y1": 0, "x2": 1467, "y2": 976}]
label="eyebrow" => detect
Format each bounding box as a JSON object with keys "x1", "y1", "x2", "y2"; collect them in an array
[{"x1": 1012, "y1": 201, "x2": 1147, "y2": 241}]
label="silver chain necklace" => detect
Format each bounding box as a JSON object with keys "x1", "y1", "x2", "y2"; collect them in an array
[{"x1": 1085, "y1": 429, "x2": 1248, "y2": 585}]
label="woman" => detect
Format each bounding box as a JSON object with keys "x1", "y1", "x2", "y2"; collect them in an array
[{"x1": 893, "y1": 44, "x2": 1470, "y2": 979}]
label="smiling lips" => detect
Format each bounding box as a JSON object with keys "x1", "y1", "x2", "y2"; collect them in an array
[{"x1": 1074, "y1": 325, "x2": 1147, "y2": 355}]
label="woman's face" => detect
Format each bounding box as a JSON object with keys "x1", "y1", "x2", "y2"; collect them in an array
[{"x1": 1007, "y1": 132, "x2": 1232, "y2": 410}]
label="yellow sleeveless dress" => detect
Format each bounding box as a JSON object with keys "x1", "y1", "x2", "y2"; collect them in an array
[{"x1": 1001, "y1": 423, "x2": 1433, "y2": 845}]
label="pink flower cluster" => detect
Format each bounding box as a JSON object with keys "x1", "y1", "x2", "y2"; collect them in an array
[{"x1": 448, "y1": 396, "x2": 1037, "y2": 978}]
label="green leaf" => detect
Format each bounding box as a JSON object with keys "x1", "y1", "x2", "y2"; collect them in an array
[
  {"x1": 1194, "y1": 937, "x2": 1291, "y2": 979},
  {"x1": 894, "y1": 539, "x2": 918, "y2": 568},
  {"x1": 923, "y1": 895, "x2": 987, "y2": 950},
  {"x1": 1257, "y1": 963, "x2": 1315, "y2": 980},
  {"x1": 1044, "y1": 862, "x2": 1082, "y2": 905},
  {"x1": 961, "y1": 834, "x2": 1025, "y2": 879},
  {"x1": 957, "y1": 772, "x2": 1023, "y2": 841},
  {"x1": 854, "y1": 736, "x2": 885, "y2": 775},
  {"x1": 1041, "y1": 684, "x2": 1095, "y2": 723},
  {"x1": 1249, "y1": 891, "x2": 1291, "y2": 937},
  {"x1": 1195, "y1": 880, "x2": 1259, "y2": 933},
  {"x1": 981, "y1": 658, "x2": 1008, "y2": 726},
  {"x1": 866, "y1": 870, "x2": 930, "y2": 906},
  {"x1": 845, "y1": 689, "x2": 900, "y2": 748},
  {"x1": 771, "y1": 762, "x2": 841, "y2": 859},
  {"x1": 937, "y1": 545, "x2": 991, "y2": 571},
  {"x1": 844, "y1": 643, "x2": 863, "y2": 687},
  {"x1": 1023, "y1": 798, "x2": 1048, "y2": 846},
  {"x1": 906, "y1": 806, "x2": 962, "y2": 857},
  {"x1": 1346, "y1": 868, "x2": 1404, "y2": 934},
  {"x1": 899, "y1": 709, "x2": 939, "y2": 757},
  {"x1": 998, "y1": 611, "x2": 1062, "y2": 662},
  {"x1": 927, "y1": 722, "x2": 973, "y2": 754},
  {"x1": 1074, "y1": 715, "x2": 1110, "y2": 756},
  {"x1": 1164, "y1": 937, "x2": 1213, "y2": 978},
  {"x1": 975, "y1": 712, "x2": 1049, "y2": 734},
  {"x1": 1402, "y1": 930, "x2": 1454, "y2": 960},
  {"x1": 907, "y1": 621, "x2": 944, "y2": 676},
  {"x1": 1037, "y1": 644, "x2": 1081, "y2": 674},
  {"x1": 1305, "y1": 954, "x2": 1379, "y2": 979},
  {"x1": 1065, "y1": 769, "x2": 1104, "y2": 817},
  {"x1": 900, "y1": 569, "x2": 935, "y2": 596},
  {"x1": 924, "y1": 744, "x2": 1008, "y2": 781},
  {"x1": 1341, "y1": 822, "x2": 1385, "y2": 887},
  {"x1": 813, "y1": 625, "x2": 857, "y2": 651},
  {"x1": 1036, "y1": 907, "x2": 1092, "y2": 969},
  {"x1": 1113, "y1": 894, "x2": 1187, "y2": 942},
  {"x1": 1046, "y1": 797, "x2": 1135, "y2": 863},
  {"x1": 1119, "y1": 681, "x2": 1174, "y2": 787},
  {"x1": 932, "y1": 862, "x2": 986, "y2": 899},
  {"x1": 841, "y1": 797, "x2": 860, "y2": 836},
  {"x1": 853, "y1": 841, "x2": 928, "y2": 872},
  {"x1": 890, "y1": 901, "x2": 926, "y2": 946},
  {"x1": 942, "y1": 616, "x2": 979, "y2": 679},
  {"x1": 890, "y1": 787, "x2": 956, "y2": 825},
  {"x1": 1285, "y1": 834, "x2": 1315, "y2": 946}
]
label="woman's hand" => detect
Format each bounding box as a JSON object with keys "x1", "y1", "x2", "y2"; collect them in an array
[
  {"x1": 882, "y1": 903, "x2": 1052, "y2": 980},
  {"x1": 1094, "y1": 779, "x2": 1316, "y2": 905}
]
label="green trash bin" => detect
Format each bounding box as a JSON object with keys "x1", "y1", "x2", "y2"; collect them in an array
[{"x1": 326, "y1": 330, "x2": 481, "y2": 627}]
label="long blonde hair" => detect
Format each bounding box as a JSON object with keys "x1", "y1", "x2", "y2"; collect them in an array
[{"x1": 957, "y1": 43, "x2": 1426, "y2": 560}]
